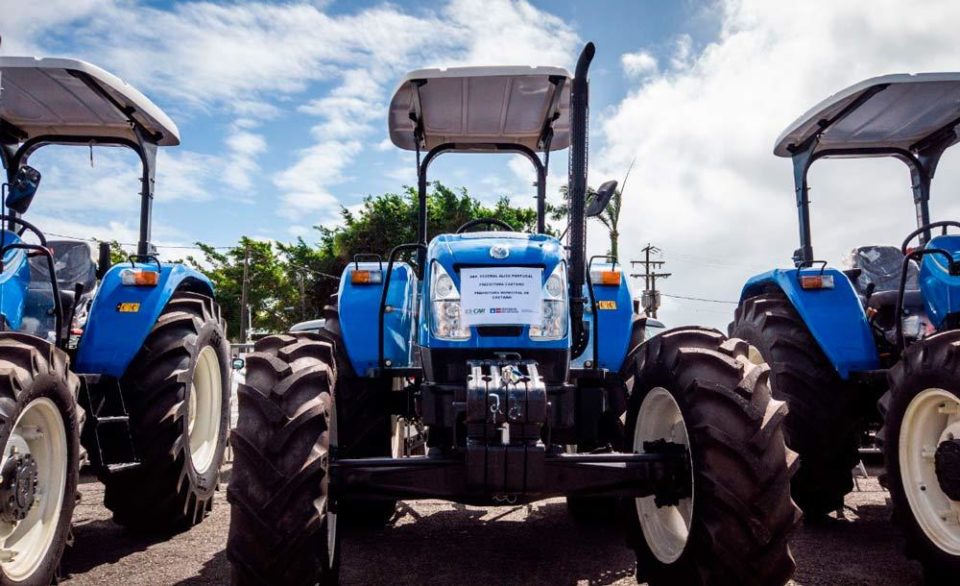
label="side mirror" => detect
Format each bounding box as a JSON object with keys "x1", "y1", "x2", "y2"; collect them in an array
[
  {"x1": 232, "y1": 357, "x2": 246, "y2": 370},
  {"x1": 7, "y1": 166, "x2": 41, "y2": 214},
  {"x1": 586, "y1": 180, "x2": 617, "y2": 217}
]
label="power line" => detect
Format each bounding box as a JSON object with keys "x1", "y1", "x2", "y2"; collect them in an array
[
  {"x1": 661, "y1": 293, "x2": 738, "y2": 304},
  {"x1": 43, "y1": 231, "x2": 233, "y2": 250}
]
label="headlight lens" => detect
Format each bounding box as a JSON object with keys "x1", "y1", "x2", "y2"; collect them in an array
[
  {"x1": 530, "y1": 263, "x2": 568, "y2": 340},
  {"x1": 430, "y1": 262, "x2": 469, "y2": 340}
]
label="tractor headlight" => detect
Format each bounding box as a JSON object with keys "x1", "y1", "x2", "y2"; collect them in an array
[
  {"x1": 530, "y1": 264, "x2": 568, "y2": 340},
  {"x1": 430, "y1": 262, "x2": 469, "y2": 340}
]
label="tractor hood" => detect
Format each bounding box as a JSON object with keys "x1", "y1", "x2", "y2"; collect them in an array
[{"x1": 428, "y1": 232, "x2": 564, "y2": 287}]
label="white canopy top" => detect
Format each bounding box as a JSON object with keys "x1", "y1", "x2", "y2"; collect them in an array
[
  {"x1": 389, "y1": 65, "x2": 571, "y2": 152},
  {"x1": 775, "y1": 73, "x2": 960, "y2": 158},
  {"x1": 0, "y1": 56, "x2": 180, "y2": 147}
]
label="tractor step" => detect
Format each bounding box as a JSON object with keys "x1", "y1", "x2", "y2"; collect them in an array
[{"x1": 106, "y1": 462, "x2": 141, "y2": 474}]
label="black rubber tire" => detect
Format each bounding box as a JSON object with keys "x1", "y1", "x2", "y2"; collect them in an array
[
  {"x1": 0, "y1": 334, "x2": 81, "y2": 586},
  {"x1": 622, "y1": 327, "x2": 801, "y2": 586},
  {"x1": 314, "y1": 296, "x2": 395, "y2": 526},
  {"x1": 730, "y1": 293, "x2": 861, "y2": 518},
  {"x1": 101, "y1": 292, "x2": 230, "y2": 531},
  {"x1": 881, "y1": 331, "x2": 960, "y2": 585},
  {"x1": 227, "y1": 333, "x2": 339, "y2": 586}
]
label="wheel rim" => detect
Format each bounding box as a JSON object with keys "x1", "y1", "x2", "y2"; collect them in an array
[
  {"x1": 0, "y1": 398, "x2": 68, "y2": 582},
  {"x1": 899, "y1": 388, "x2": 960, "y2": 555},
  {"x1": 326, "y1": 510, "x2": 337, "y2": 568},
  {"x1": 634, "y1": 387, "x2": 694, "y2": 564},
  {"x1": 188, "y1": 346, "x2": 222, "y2": 474}
]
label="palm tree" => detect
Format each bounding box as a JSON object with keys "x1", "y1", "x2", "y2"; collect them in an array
[{"x1": 549, "y1": 158, "x2": 635, "y2": 258}]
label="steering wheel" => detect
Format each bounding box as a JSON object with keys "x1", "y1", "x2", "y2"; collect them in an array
[
  {"x1": 456, "y1": 218, "x2": 515, "y2": 234},
  {"x1": 901, "y1": 221, "x2": 960, "y2": 254}
]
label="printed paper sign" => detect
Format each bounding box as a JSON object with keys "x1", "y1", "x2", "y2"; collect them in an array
[{"x1": 460, "y1": 267, "x2": 543, "y2": 326}]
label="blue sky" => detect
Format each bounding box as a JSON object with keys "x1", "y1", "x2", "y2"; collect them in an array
[{"x1": 5, "y1": 0, "x2": 960, "y2": 328}]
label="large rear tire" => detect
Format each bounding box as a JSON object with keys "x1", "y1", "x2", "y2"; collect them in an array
[
  {"x1": 227, "y1": 333, "x2": 339, "y2": 586},
  {"x1": 0, "y1": 334, "x2": 80, "y2": 586},
  {"x1": 623, "y1": 328, "x2": 800, "y2": 586},
  {"x1": 882, "y1": 331, "x2": 960, "y2": 584},
  {"x1": 730, "y1": 293, "x2": 861, "y2": 518},
  {"x1": 102, "y1": 292, "x2": 230, "y2": 531}
]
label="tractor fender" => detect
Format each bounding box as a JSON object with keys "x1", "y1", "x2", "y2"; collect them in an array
[
  {"x1": 739, "y1": 268, "x2": 879, "y2": 379},
  {"x1": 573, "y1": 270, "x2": 636, "y2": 371},
  {"x1": 74, "y1": 263, "x2": 215, "y2": 377},
  {"x1": 337, "y1": 262, "x2": 416, "y2": 375}
]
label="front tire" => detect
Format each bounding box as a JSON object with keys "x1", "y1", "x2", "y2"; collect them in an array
[
  {"x1": 882, "y1": 331, "x2": 960, "y2": 584},
  {"x1": 623, "y1": 328, "x2": 800, "y2": 586},
  {"x1": 731, "y1": 293, "x2": 861, "y2": 518},
  {"x1": 102, "y1": 292, "x2": 230, "y2": 531},
  {"x1": 226, "y1": 333, "x2": 339, "y2": 586},
  {"x1": 0, "y1": 334, "x2": 80, "y2": 586}
]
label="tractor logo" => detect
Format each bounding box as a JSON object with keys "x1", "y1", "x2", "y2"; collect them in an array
[{"x1": 489, "y1": 245, "x2": 510, "y2": 259}]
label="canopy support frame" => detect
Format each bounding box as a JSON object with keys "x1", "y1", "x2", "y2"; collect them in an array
[{"x1": 786, "y1": 81, "x2": 960, "y2": 266}]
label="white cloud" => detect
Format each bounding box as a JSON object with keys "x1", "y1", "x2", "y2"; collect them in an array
[
  {"x1": 621, "y1": 51, "x2": 658, "y2": 79},
  {"x1": 223, "y1": 128, "x2": 267, "y2": 193},
  {"x1": 597, "y1": 0, "x2": 960, "y2": 329},
  {"x1": 5, "y1": 0, "x2": 581, "y2": 228},
  {"x1": 273, "y1": 140, "x2": 362, "y2": 221}
]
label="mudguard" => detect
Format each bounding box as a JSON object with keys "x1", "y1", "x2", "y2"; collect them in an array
[
  {"x1": 337, "y1": 262, "x2": 416, "y2": 375},
  {"x1": 573, "y1": 268, "x2": 635, "y2": 371},
  {"x1": 0, "y1": 231, "x2": 29, "y2": 331},
  {"x1": 919, "y1": 234, "x2": 960, "y2": 328},
  {"x1": 74, "y1": 262, "x2": 214, "y2": 377},
  {"x1": 740, "y1": 268, "x2": 879, "y2": 378}
]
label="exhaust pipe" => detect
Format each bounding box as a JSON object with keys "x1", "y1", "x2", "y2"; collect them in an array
[{"x1": 568, "y1": 42, "x2": 595, "y2": 359}]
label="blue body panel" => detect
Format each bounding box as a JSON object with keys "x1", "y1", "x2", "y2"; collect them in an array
[
  {"x1": 337, "y1": 262, "x2": 416, "y2": 375},
  {"x1": 0, "y1": 231, "x2": 29, "y2": 331},
  {"x1": 740, "y1": 268, "x2": 880, "y2": 378},
  {"x1": 573, "y1": 268, "x2": 636, "y2": 371},
  {"x1": 418, "y1": 233, "x2": 567, "y2": 351},
  {"x1": 74, "y1": 263, "x2": 214, "y2": 377},
  {"x1": 919, "y1": 234, "x2": 960, "y2": 328}
]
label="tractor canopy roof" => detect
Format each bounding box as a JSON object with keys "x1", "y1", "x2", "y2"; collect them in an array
[
  {"x1": 774, "y1": 72, "x2": 960, "y2": 158},
  {"x1": 389, "y1": 65, "x2": 572, "y2": 152},
  {"x1": 0, "y1": 56, "x2": 179, "y2": 147}
]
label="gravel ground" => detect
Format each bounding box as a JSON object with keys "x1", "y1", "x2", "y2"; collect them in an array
[{"x1": 59, "y1": 466, "x2": 925, "y2": 585}]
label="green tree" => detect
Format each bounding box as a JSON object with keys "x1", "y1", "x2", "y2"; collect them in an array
[{"x1": 185, "y1": 237, "x2": 294, "y2": 339}]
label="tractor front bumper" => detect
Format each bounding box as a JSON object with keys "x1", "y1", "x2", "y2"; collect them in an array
[{"x1": 329, "y1": 448, "x2": 690, "y2": 506}]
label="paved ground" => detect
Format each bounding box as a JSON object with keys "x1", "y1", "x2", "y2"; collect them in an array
[{"x1": 60, "y1": 467, "x2": 925, "y2": 585}]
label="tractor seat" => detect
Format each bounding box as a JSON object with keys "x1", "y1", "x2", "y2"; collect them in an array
[
  {"x1": 866, "y1": 289, "x2": 923, "y2": 311},
  {"x1": 846, "y1": 245, "x2": 918, "y2": 296}
]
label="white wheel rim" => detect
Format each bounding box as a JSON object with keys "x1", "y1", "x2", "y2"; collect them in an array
[
  {"x1": 391, "y1": 416, "x2": 404, "y2": 458},
  {"x1": 327, "y1": 510, "x2": 337, "y2": 568},
  {"x1": 899, "y1": 388, "x2": 960, "y2": 555},
  {"x1": 634, "y1": 387, "x2": 694, "y2": 564},
  {"x1": 0, "y1": 398, "x2": 68, "y2": 582},
  {"x1": 188, "y1": 346, "x2": 222, "y2": 474}
]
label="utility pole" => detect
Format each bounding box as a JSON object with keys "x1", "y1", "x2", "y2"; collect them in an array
[
  {"x1": 239, "y1": 244, "x2": 250, "y2": 343},
  {"x1": 630, "y1": 244, "x2": 671, "y2": 318}
]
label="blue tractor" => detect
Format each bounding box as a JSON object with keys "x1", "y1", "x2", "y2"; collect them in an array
[
  {"x1": 227, "y1": 43, "x2": 800, "y2": 586},
  {"x1": 730, "y1": 73, "x2": 960, "y2": 581},
  {"x1": 0, "y1": 57, "x2": 231, "y2": 581}
]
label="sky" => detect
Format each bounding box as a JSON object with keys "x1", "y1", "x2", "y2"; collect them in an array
[{"x1": 3, "y1": 0, "x2": 960, "y2": 329}]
